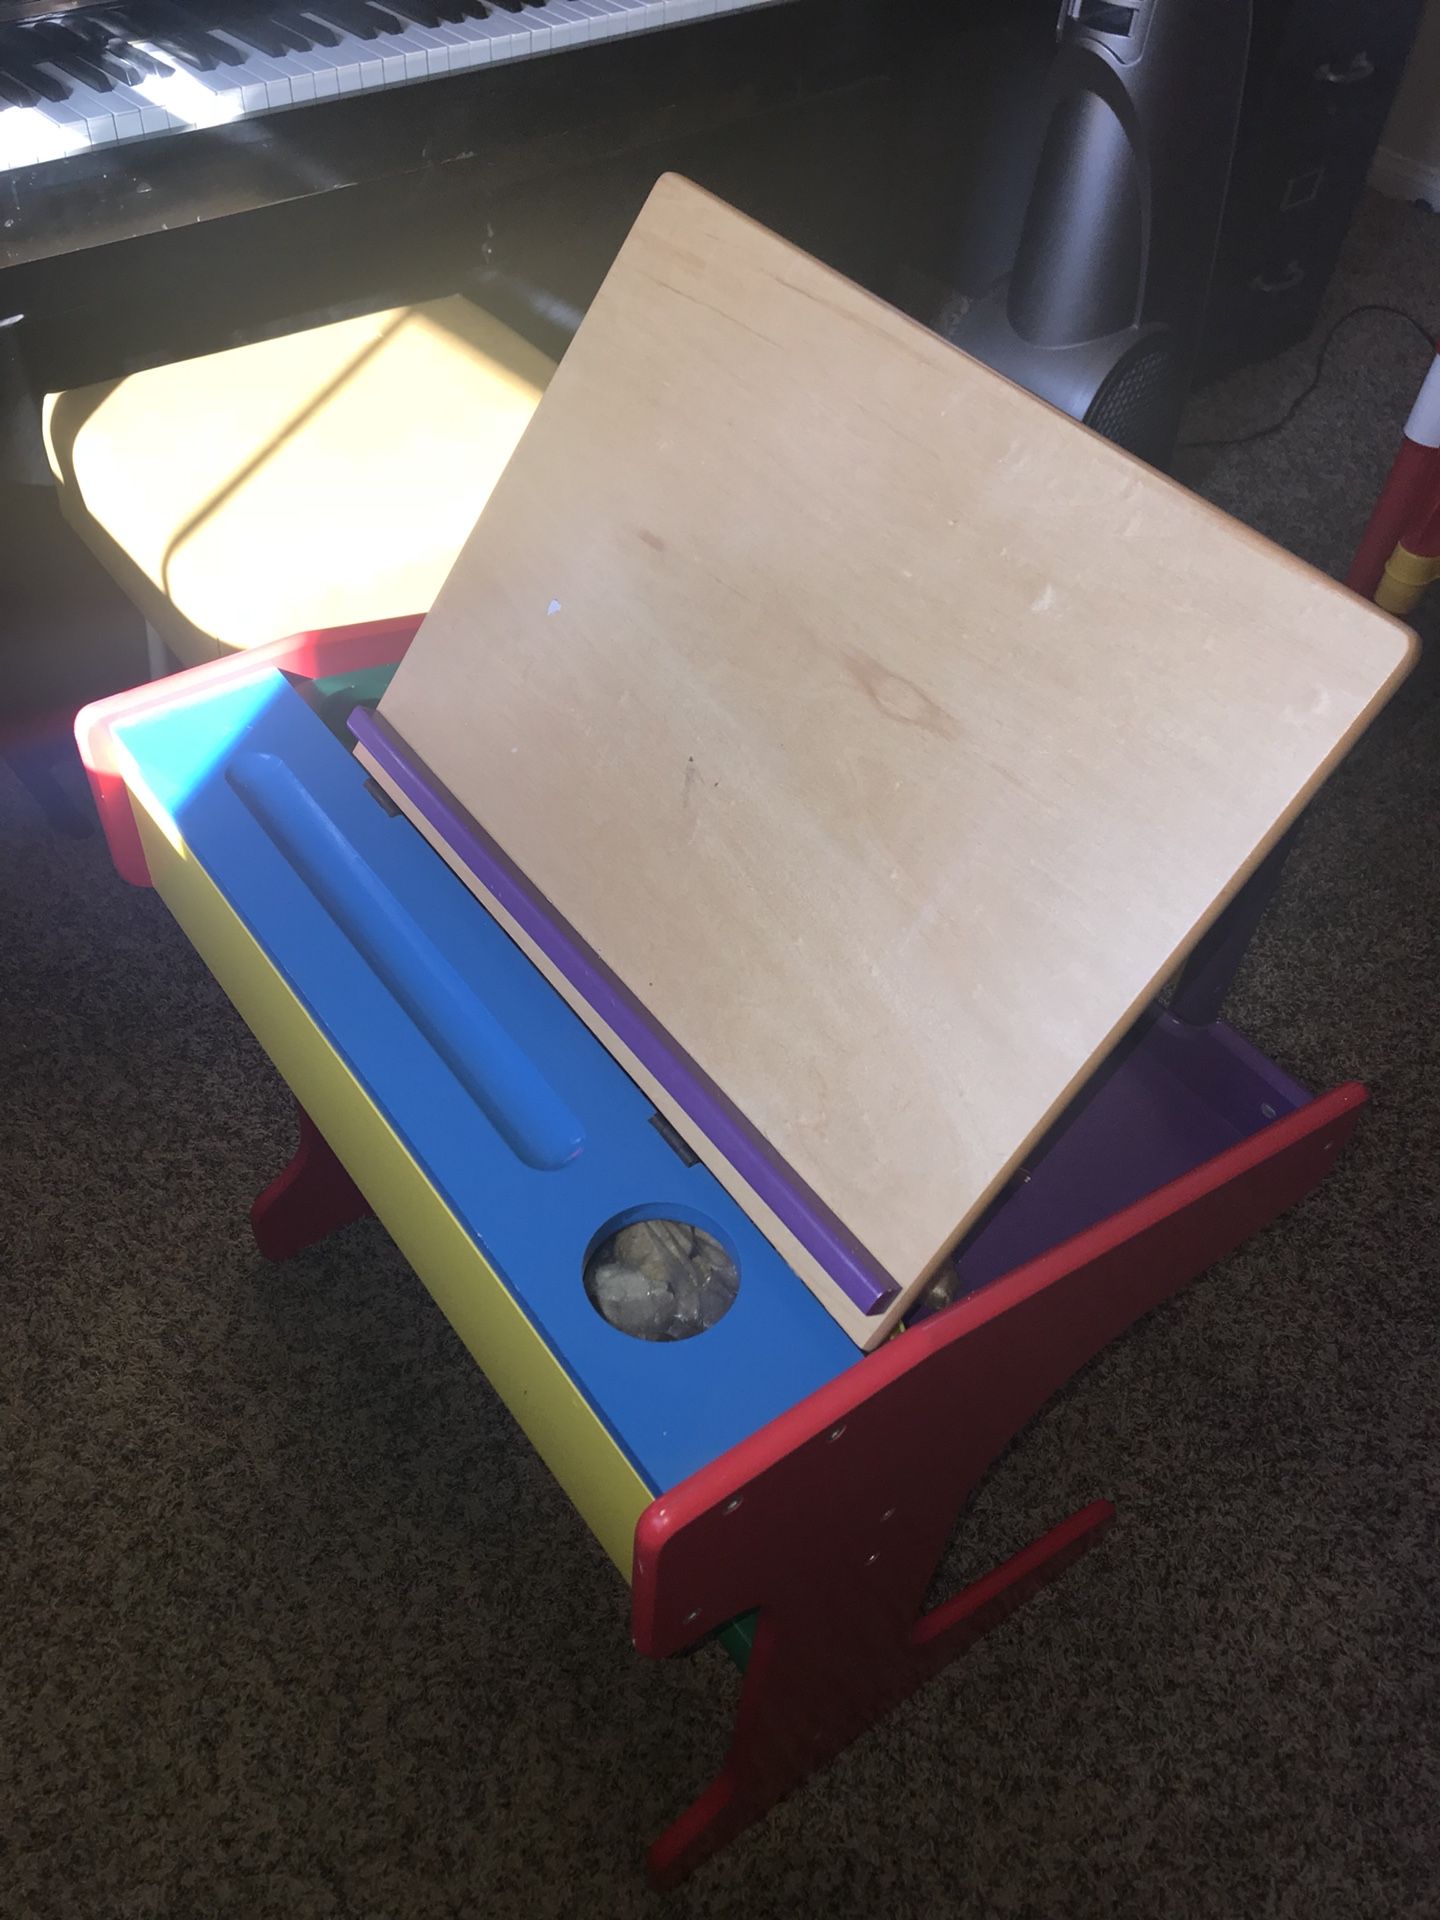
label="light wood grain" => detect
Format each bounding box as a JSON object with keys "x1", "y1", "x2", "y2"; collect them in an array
[
  {"x1": 45, "y1": 297, "x2": 553, "y2": 663},
  {"x1": 376, "y1": 174, "x2": 1416, "y2": 1349}
]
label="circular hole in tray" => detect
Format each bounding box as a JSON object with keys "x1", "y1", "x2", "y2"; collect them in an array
[{"x1": 583, "y1": 1215, "x2": 739, "y2": 1342}]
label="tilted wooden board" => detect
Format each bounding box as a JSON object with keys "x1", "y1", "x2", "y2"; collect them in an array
[{"x1": 367, "y1": 174, "x2": 1415, "y2": 1349}]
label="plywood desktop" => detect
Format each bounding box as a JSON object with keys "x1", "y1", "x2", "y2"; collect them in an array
[{"x1": 358, "y1": 175, "x2": 1415, "y2": 1349}]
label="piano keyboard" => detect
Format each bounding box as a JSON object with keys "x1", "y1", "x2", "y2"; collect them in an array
[{"x1": 0, "y1": 0, "x2": 789, "y2": 171}]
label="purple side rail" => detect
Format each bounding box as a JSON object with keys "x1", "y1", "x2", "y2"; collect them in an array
[
  {"x1": 349, "y1": 707, "x2": 1315, "y2": 1325},
  {"x1": 349, "y1": 707, "x2": 899, "y2": 1316}
]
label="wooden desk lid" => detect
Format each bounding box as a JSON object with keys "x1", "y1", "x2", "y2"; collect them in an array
[{"x1": 366, "y1": 174, "x2": 1415, "y2": 1349}]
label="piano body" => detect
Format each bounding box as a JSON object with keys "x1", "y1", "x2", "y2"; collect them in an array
[{"x1": 0, "y1": 0, "x2": 953, "y2": 406}]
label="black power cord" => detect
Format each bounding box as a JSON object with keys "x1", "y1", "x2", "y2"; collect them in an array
[{"x1": 1181, "y1": 303, "x2": 1435, "y2": 452}]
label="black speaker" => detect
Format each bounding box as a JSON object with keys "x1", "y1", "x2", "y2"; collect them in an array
[{"x1": 946, "y1": 0, "x2": 1254, "y2": 467}]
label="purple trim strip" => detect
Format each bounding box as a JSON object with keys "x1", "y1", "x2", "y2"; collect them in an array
[{"x1": 349, "y1": 707, "x2": 899, "y2": 1316}]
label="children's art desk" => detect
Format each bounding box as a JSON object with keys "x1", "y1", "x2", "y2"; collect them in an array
[{"x1": 77, "y1": 179, "x2": 1416, "y2": 1887}]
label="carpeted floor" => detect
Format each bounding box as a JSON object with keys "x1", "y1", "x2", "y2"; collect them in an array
[{"x1": 2, "y1": 190, "x2": 1437, "y2": 1920}]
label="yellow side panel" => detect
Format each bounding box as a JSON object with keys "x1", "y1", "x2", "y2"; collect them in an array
[{"x1": 132, "y1": 799, "x2": 651, "y2": 1578}]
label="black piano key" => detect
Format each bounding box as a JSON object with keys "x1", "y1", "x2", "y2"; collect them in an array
[
  {"x1": 37, "y1": 17, "x2": 138, "y2": 76},
  {"x1": 216, "y1": 14, "x2": 302, "y2": 57},
  {"x1": 34, "y1": 21, "x2": 101, "y2": 54},
  {"x1": 383, "y1": 0, "x2": 446, "y2": 28},
  {"x1": 0, "y1": 66, "x2": 41, "y2": 108},
  {"x1": 92, "y1": 30, "x2": 170, "y2": 80},
  {"x1": 67, "y1": 28, "x2": 146, "y2": 85},
  {"x1": 22, "y1": 26, "x2": 118, "y2": 91},
  {"x1": 100, "y1": 55, "x2": 144, "y2": 84},
  {"x1": 130, "y1": 32, "x2": 216, "y2": 70},
  {"x1": 294, "y1": 0, "x2": 382, "y2": 41},
  {"x1": 1, "y1": 53, "x2": 69, "y2": 102},
  {"x1": 272, "y1": 7, "x2": 342, "y2": 50},
  {"x1": 255, "y1": 12, "x2": 317, "y2": 53},
  {"x1": 46, "y1": 53, "x2": 115, "y2": 91},
  {"x1": 119, "y1": 0, "x2": 247, "y2": 67},
  {"x1": 302, "y1": 0, "x2": 406, "y2": 38},
  {"x1": 351, "y1": 0, "x2": 408, "y2": 31},
  {"x1": 104, "y1": 9, "x2": 212, "y2": 70}
]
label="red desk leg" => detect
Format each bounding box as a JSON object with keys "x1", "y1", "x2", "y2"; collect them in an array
[
  {"x1": 1346, "y1": 340, "x2": 1440, "y2": 601},
  {"x1": 251, "y1": 1105, "x2": 373, "y2": 1260},
  {"x1": 633, "y1": 1083, "x2": 1366, "y2": 1888}
]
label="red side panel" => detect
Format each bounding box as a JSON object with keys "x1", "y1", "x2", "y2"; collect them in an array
[{"x1": 633, "y1": 1083, "x2": 1367, "y2": 1887}]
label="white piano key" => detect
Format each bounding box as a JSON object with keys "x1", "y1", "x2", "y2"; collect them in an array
[
  {"x1": 11, "y1": 85, "x2": 93, "y2": 154},
  {"x1": 206, "y1": 35, "x2": 293, "y2": 113},
  {"x1": 464, "y1": 16, "x2": 510, "y2": 60},
  {"x1": 389, "y1": 18, "x2": 455, "y2": 80},
  {"x1": 37, "y1": 70, "x2": 118, "y2": 147},
  {"x1": 303, "y1": 46, "x2": 342, "y2": 97},
  {"x1": 186, "y1": 34, "x2": 263, "y2": 111},
  {"x1": 384, "y1": 27, "x2": 433, "y2": 85},
  {"x1": 355, "y1": 21, "x2": 419, "y2": 87},
  {"x1": 285, "y1": 9, "x2": 357, "y2": 72},
  {"x1": 587, "y1": 0, "x2": 637, "y2": 28},
  {"x1": 340, "y1": 26, "x2": 395, "y2": 91},
  {"x1": 573, "y1": 2, "x2": 611, "y2": 41},
  {"x1": 457, "y1": 13, "x2": 527, "y2": 65},
  {"x1": 18, "y1": 98, "x2": 96, "y2": 165},
  {"x1": 110, "y1": 73, "x2": 176, "y2": 137},
  {"x1": 625, "y1": 0, "x2": 672, "y2": 35},
  {"x1": 332, "y1": 52, "x2": 364, "y2": 91},
  {"x1": 581, "y1": 0, "x2": 634, "y2": 29},
  {"x1": 444, "y1": 20, "x2": 493, "y2": 71},
  {"x1": 557, "y1": 0, "x2": 600, "y2": 44},
  {"x1": 109, "y1": 86, "x2": 149, "y2": 143},
  {"x1": 0, "y1": 106, "x2": 36, "y2": 169},
  {"x1": 257, "y1": 48, "x2": 299, "y2": 111},
  {"x1": 567, "y1": 0, "x2": 621, "y2": 33},
  {"x1": 132, "y1": 47, "x2": 249, "y2": 128},
  {"x1": 262, "y1": 41, "x2": 321, "y2": 104},
  {"x1": 423, "y1": 15, "x2": 480, "y2": 69},
  {"x1": 366, "y1": 38, "x2": 403, "y2": 86},
  {"x1": 304, "y1": 34, "x2": 368, "y2": 100},
  {"x1": 297, "y1": 26, "x2": 383, "y2": 94},
  {"x1": 538, "y1": 3, "x2": 594, "y2": 49},
  {"x1": 255, "y1": 42, "x2": 316, "y2": 108},
  {"x1": 0, "y1": 103, "x2": 82, "y2": 168},
  {"x1": 513, "y1": 8, "x2": 552, "y2": 55},
  {"x1": 426, "y1": 21, "x2": 478, "y2": 72}
]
